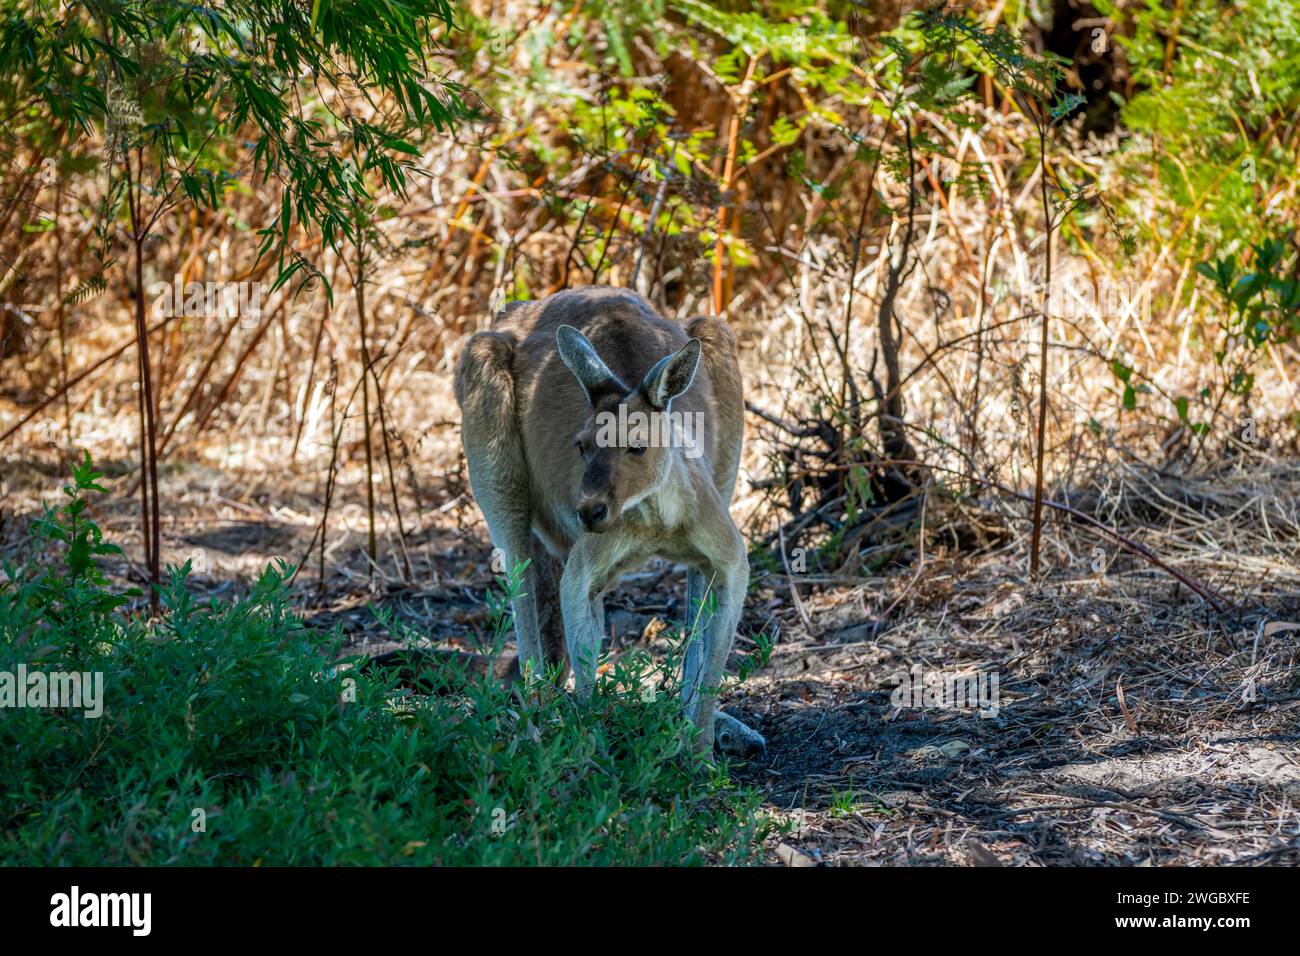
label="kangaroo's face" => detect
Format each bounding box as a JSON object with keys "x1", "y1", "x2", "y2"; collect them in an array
[
  {"x1": 557, "y1": 325, "x2": 701, "y2": 534},
  {"x1": 571, "y1": 390, "x2": 669, "y2": 532}
]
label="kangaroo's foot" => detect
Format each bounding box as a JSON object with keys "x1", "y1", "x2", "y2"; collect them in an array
[{"x1": 713, "y1": 710, "x2": 766, "y2": 760}]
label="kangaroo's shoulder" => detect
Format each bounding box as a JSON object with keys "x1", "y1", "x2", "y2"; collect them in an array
[
  {"x1": 684, "y1": 314, "x2": 737, "y2": 349},
  {"x1": 683, "y1": 314, "x2": 741, "y2": 399},
  {"x1": 491, "y1": 287, "x2": 681, "y2": 383},
  {"x1": 495, "y1": 287, "x2": 683, "y2": 338}
]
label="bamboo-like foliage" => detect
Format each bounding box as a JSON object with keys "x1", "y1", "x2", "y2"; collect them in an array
[{"x1": 1, "y1": 0, "x2": 465, "y2": 605}]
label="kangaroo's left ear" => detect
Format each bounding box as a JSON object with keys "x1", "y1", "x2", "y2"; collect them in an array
[
  {"x1": 639, "y1": 338, "x2": 701, "y2": 410},
  {"x1": 557, "y1": 324, "x2": 628, "y2": 404}
]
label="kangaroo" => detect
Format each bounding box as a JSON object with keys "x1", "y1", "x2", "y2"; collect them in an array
[{"x1": 454, "y1": 286, "x2": 765, "y2": 758}]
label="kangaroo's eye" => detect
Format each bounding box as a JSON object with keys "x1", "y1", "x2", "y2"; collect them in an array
[{"x1": 627, "y1": 445, "x2": 647, "y2": 456}]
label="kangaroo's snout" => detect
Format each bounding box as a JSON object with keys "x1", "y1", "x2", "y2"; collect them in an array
[{"x1": 577, "y1": 497, "x2": 611, "y2": 533}]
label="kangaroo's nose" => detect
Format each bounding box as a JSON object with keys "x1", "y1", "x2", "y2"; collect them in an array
[{"x1": 577, "y1": 500, "x2": 609, "y2": 532}]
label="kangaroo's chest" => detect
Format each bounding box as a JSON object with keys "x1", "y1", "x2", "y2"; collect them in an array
[{"x1": 535, "y1": 514, "x2": 706, "y2": 583}]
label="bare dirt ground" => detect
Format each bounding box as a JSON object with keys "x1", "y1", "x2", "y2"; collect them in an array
[{"x1": 3, "y1": 451, "x2": 1298, "y2": 866}]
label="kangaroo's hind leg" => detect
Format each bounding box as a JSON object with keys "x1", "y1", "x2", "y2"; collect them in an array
[
  {"x1": 455, "y1": 331, "x2": 544, "y2": 676},
  {"x1": 530, "y1": 536, "x2": 569, "y2": 684},
  {"x1": 681, "y1": 568, "x2": 709, "y2": 710},
  {"x1": 682, "y1": 554, "x2": 765, "y2": 760}
]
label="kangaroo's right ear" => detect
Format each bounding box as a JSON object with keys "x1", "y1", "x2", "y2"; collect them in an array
[
  {"x1": 639, "y1": 337, "x2": 701, "y2": 410},
  {"x1": 556, "y1": 325, "x2": 627, "y2": 404}
]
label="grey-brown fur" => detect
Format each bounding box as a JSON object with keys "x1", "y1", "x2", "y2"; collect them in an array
[{"x1": 453, "y1": 286, "x2": 764, "y2": 758}]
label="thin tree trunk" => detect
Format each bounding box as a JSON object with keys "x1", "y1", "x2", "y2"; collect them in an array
[
  {"x1": 132, "y1": 230, "x2": 161, "y2": 608},
  {"x1": 353, "y1": 238, "x2": 378, "y2": 581},
  {"x1": 125, "y1": 146, "x2": 161, "y2": 609},
  {"x1": 368, "y1": 364, "x2": 413, "y2": 581},
  {"x1": 875, "y1": 121, "x2": 919, "y2": 472},
  {"x1": 1029, "y1": 121, "x2": 1051, "y2": 578},
  {"x1": 54, "y1": 172, "x2": 71, "y2": 447},
  {"x1": 319, "y1": 357, "x2": 340, "y2": 595}
]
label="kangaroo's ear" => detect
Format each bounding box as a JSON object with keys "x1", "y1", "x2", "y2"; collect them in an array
[
  {"x1": 556, "y1": 325, "x2": 627, "y2": 404},
  {"x1": 640, "y1": 338, "x2": 701, "y2": 410}
]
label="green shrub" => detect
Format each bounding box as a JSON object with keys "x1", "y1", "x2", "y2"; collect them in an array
[{"x1": 0, "y1": 456, "x2": 765, "y2": 865}]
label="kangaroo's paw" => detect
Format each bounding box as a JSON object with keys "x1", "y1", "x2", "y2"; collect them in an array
[{"x1": 714, "y1": 710, "x2": 767, "y2": 760}]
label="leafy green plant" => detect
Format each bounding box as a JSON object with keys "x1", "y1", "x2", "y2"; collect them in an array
[
  {"x1": 829, "y1": 786, "x2": 860, "y2": 819},
  {"x1": 0, "y1": 457, "x2": 767, "y2": 865},
  {"x1": 1114, "y1": 0, "x2": 1300, "y2": 257},
  {"x1": 1189, "y1": 236, "x2": 1300, "y2": 449},
  {"x1": 16, "y1": 450, "x2": 138, "y2": 655},
  {"x1": 735, "y1": 628, "x2": 774, "y2": 685}
]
